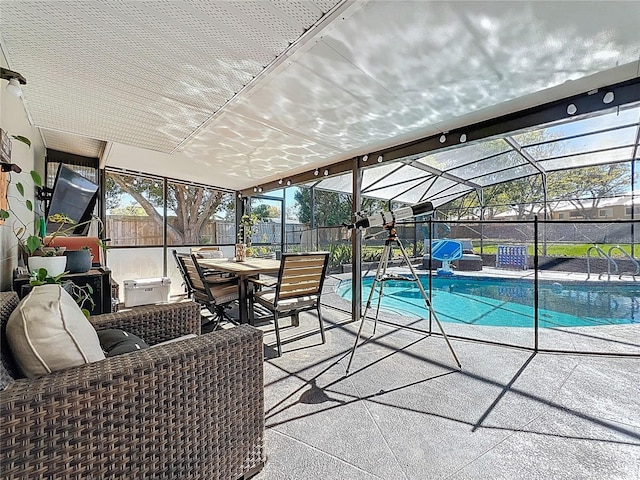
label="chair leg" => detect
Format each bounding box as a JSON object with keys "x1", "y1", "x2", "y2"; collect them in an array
[
  {"x1": 273, "y1": 311, "x2": 282, "y2": 357},
  {"x1": 317, "y1": 305, "x2": 326, "y2": 344}
]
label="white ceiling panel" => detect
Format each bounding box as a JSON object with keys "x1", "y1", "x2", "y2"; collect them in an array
[
  {"x1": 1, "y1": 0, "x2": 638, "y2": 193},
  {"x1": 41, "y1": 130, "x2": 105, "y2": 159}
]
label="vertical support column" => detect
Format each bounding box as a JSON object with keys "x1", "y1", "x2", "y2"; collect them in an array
[
  {"x1": 534, "y1": 215, "x2": 539, "y2": 351},
  {"x1": 477, "y1": 188, "x2": 484, "y2": 253},
  {"x1": 541, "y1": 172, "x2": 548, "y2": 256},
  {"x1": 99, "y1": 169, "x2": 108, "y2": 266},
  {"x1": 428, "y1": 216, "x2": 433, "y2": 332},
  {"x1": 631, "y1": 158, "x2": 637, "y2": 253},
  {"x1": 310, "y1": 186, "x2": 316, "y2": 250},
  {"x1": 162, "y1": 178, "x2": 168, "y2": 277},
  {"x1": 279, "y1": 194, "x2": 285, "y2": 254},
  {"x1": 351, "y1": 158, "x2": 362, "y2": 323}
]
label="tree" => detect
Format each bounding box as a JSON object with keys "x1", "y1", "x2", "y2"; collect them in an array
[
  {"x1": 294, "y1": 188, "x2": 387, "y2": 227},
  {"x1": 481, "y1": 175, "x2": 545, "y2": 220},
  {"x1": 251, "y1": 204, "x2": 279, "y2": 221},
  {"x1": 106, "y1": 174, "x2": 233, "y2": 244},
  {"x1": 548, "y1": 164, "x2": 629, "y2": 218}
]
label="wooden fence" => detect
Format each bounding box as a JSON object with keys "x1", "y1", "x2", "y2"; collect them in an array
[{"x1": 106, "y1": 215, "x2": 305, "y2": 246}]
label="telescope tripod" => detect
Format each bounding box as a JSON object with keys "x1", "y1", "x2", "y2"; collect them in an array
[{"x1": 345, "y1": 225, "x2": 462, "y2": 374}]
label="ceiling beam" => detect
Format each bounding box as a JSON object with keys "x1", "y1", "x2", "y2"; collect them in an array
[{"x1": 504, "y1": 136, "x2": 546, "y2": 175}]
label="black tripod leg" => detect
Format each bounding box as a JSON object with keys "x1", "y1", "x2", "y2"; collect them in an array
[
  {"x1": 345, "y1": 243, "x2": 390, "y2": 375},
  {"x1": 373, "y1": 243, "x2": 391, "y2": 335},
  {"x1": 397, "y1": 240, "x2": 462, "y2": 369}
]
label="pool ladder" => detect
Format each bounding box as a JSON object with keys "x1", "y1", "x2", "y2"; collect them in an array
[
  {"x1": 586, "y1": 244, "x2": 639, "y2": 280},
  {"x1": 608, "y1": 245, "x2": 639, "y2": 280}
]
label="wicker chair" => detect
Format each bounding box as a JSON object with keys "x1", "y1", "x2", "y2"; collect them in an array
[{"x1": 0, "y1": 291, "x2": 265, "y2": 480}]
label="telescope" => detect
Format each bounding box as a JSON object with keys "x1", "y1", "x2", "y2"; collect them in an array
[{"x1": 344, "y1": 200, "x2": 434, "y2": 230}]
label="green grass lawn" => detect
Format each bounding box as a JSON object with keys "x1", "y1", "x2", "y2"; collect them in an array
[{"x1": 478, "y1": 243, "x2": 640, "y2": 258}]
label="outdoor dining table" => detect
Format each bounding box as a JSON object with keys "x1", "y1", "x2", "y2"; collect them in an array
[{"x1": 197, "y1": 257, "x2": 281, "y2": 325}]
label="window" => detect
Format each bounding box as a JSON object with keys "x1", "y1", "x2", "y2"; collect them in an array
[
  {"x1": 625, "y1": 206, "x2": 640, "y2": 216},
  {"x1": 166, "y1": 181, "x2": 235, "y2": 246},
  {"x1": 105, "y1": 172, "x2": 163, "y2": 246},
  {"x1": 598, "y1": 209, "x2": 611, "y2": 218}
]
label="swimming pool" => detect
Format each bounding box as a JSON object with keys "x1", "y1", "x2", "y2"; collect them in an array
[{"x1": 336, "y1": 275, "x2": 640, "y2": 328}]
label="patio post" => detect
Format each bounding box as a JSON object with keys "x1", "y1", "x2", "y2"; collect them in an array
[{"x1": 351, "y1": 158, "x2": 362, "y2": 323}]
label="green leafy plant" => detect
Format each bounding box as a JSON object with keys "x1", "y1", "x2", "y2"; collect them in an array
[
  {"x1": 328, "y1": 243, "x2": 352, "y2": 271},
  {"x1": 238, "y1": 213, "x2": 259, "y2": 245},
  {"x1": 29, "y1": 267, "x2": 95, "y2": 317},
  {"x1": 246, "y1": 245, "x2": 275, "y2": 258},
  {"x1": 11, "y1": 135, "x2": 31, "y2": 148}
]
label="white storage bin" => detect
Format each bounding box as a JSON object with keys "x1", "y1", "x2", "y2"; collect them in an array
[{"x1": 123, "y1": 277, "x2": 171, "y2": 307}]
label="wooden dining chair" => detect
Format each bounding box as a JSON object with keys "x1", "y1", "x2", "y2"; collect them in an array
[
  {"x1": 173, "y1": 251, "x2": 239, "y2": 329},
  {"x1": 251, "y1": 252, "x2": 329, "y2": 356}
]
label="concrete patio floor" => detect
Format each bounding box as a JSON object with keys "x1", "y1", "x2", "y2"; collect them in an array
[{"x1": 251, "y1": 275, "x2": 640, "y2": 480}]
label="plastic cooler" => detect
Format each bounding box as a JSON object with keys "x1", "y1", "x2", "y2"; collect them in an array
[{"x1": 123, "y1": 277, "x2": 171, "y2": 307}]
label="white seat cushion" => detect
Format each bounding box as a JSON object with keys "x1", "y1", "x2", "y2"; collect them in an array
[
  {"x1": 6, "y1": 284, "x2": 105, "y2": 378},
  {"x1": 254, "y1": 291, "x2": 318, "y2": 312}
]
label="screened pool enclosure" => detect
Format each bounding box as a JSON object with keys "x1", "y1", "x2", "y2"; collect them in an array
[{"x1": 99, "y1": 78, "x2": 639, "y2": 356}]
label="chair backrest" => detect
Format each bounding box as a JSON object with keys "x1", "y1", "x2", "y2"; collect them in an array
[
  {"x1": 174, "y1": 251, "x2": 214, "y2": 306},
  {"x1": 274, "y1": 252, "x2": 329, "y2": 305},
  {"x1": 191, "y1": 247, "x2": 224, "y2": 259},
  {"x1": 177, "y1": 252, "x2": 235, "y2": 308},
  {"x1": 176, "y1": 253, "x2": 207, "y2": 291},
  {"x1": 172, "y1": 250, "x2": 194, "y2": 297}
]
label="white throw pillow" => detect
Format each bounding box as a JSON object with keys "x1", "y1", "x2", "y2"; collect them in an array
[{"x1": 6, "y1": 284, "x2": 105, "y2": 378}]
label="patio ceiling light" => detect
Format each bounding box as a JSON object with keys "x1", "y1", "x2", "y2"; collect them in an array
[
  {"x1": 314, "y1": 168, "x2": 319, "y2": 176},
  {"x1": 603, "y1": 92, "x2": 615, "y2": 104},
  {"x1": 362, "y1": 155, "x2": 369, "y2": 162},
  {"x1": 1, "y1": 68, "x2": 26, "y2": 98},
  {"x1": 460, "y1": 134, "x2": 467, "y2": 143},
  {"x1": 377, "y1": 155, "x2": 383, "y2": 163},
  {"x1": 567, "y1": 103, "x2": 578, "y2": 115},
  {"x1": 323, "y1": 169, "x2": 329, "y2": 176},
  {"x1": 439, "y1": 134, "x2": 447, "y2": 143}
]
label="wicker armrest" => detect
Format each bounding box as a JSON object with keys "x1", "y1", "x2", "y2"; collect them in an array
[
  {"x1": 89, "y1": 300, "x2": 200, "y2": 345},
  {"x1": 0, "y1": 325, "x2": 265, "y2": 479}
]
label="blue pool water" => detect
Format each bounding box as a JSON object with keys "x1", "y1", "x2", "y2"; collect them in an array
[{"x1": 337, "y1": 276, "x2": 640, "y2": 328}]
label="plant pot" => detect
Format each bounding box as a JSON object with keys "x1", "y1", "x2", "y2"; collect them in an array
[
  {"x1": 235, "y1": 243, "x2": 247, "y2": 262},
  {"x1": 64, "y1": 249, "x2": 92, "y2": 273},
  {"x1": 28, "y1": 256, "x2": 67, "y2": 277},
  {"x1": 41, "y1": 246, "x2": 66, "y2": 256}
]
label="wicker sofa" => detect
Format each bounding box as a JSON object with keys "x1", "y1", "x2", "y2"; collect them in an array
[{"x1": 0, "y1": 291, "x2": 265, "y2": 479}]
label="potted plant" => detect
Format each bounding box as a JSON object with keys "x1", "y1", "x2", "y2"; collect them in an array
[
  {"x1": 64, "y1": 245, "x2": 93, "y2": 273},
  {"x1": 236, "y1": 213, "x2": 258, "y2": 262}
]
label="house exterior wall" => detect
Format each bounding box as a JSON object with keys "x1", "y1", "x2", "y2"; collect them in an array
[{"x1": 0, "y1": 59, "x2": 46, "y2": 290}]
